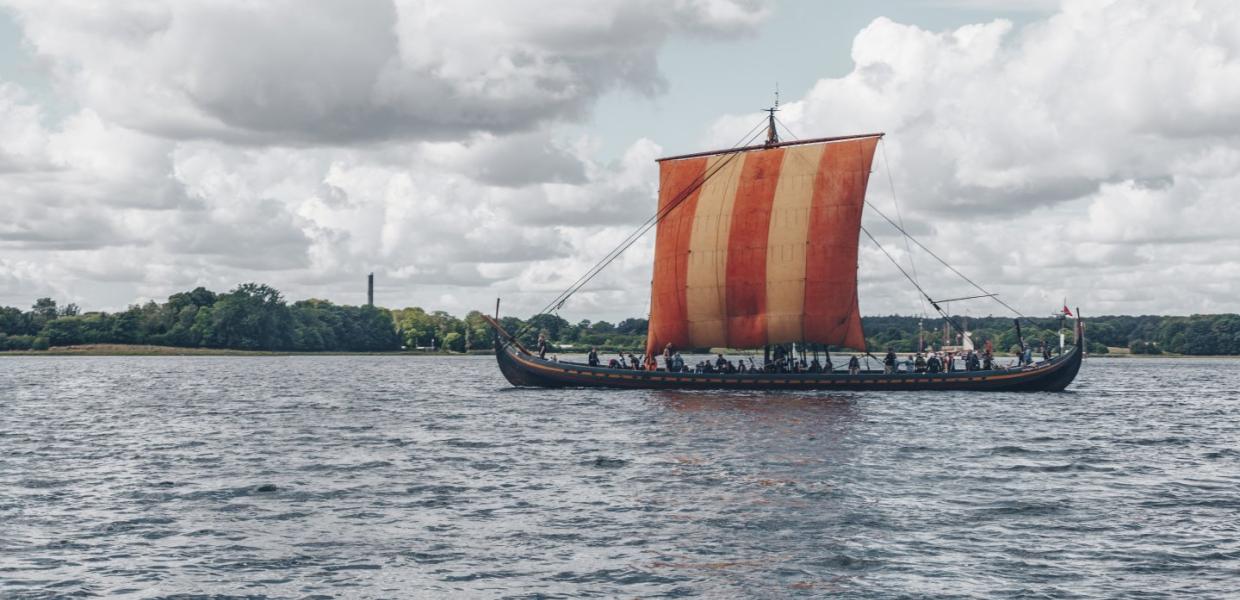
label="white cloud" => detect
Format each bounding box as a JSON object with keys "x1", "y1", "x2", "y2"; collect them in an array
[
  {"x1": 5, "y1": 0, "x2": 767, "y2": 144},
  {"x1": 708, "y1": 0, "x2": 1240, "y2": 316},
  {"x1": 2, "y1": 0, "x2": 1239, "y2": 320},
  {"x1": 0, "y1": 0, "x2": 764, "y2": 315}
]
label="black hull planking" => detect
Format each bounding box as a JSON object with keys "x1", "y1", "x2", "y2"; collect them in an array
[{"x1": 488, "y1": 324, "x2": 1083, "y2": 393}]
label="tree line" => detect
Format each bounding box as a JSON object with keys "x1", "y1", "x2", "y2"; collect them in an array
[
  {"x1": 855, "y1": 313, "x2": 1240, "y2": 356},
  {"x1": 0, "y1": 283, "x2": 647, "y2": 353},
  {"x1": 3, "y1": 283, "x2": 1240, "y2": 355},
  {"x1": 0, "y1": 284, "x2": 399, "y2": 352}
]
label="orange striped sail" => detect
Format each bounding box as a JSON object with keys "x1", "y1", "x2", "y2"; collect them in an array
[{"x1": 645, "y1": 135, "x2": 880, "y2": 357}]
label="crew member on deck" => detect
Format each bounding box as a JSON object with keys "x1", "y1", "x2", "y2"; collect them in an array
[
  {"x1": 537, "y1": 334, "x2": 548, "y2": 359},
  {"x1": 587, "y1": 347, "x2": 599, "y2": 367},
  {"x1": 663, "y1": 343, "x2": 674, "y2": 371},
  {"x1": 884, "y1": 348, "x2": 897, "y2": 374},
  {"x1": 848, "y1": 355, "x2": 861, "y2": 375}
]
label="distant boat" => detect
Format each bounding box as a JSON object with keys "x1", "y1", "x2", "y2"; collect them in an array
[{"x1": 484, "y1": 110, "x2": 1083, "y2": 391}]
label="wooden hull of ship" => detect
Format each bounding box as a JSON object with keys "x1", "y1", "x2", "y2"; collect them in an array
[{"x1": 490, "y1": 331, "x2": 1083, "y2": 393}]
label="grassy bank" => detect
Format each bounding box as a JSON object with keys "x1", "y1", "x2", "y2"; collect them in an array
[
  {"x1": 4, "y1": 343, "x2": 1237, "y2": 359},
  {"x1": 0, "y1": 344, "x2": 496, "y2": 357}
]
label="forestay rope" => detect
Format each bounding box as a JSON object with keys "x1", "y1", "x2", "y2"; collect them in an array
[
  {"x1": 861, "y1": 225, "x2": 969, "y2": 338},
  {"x1": 512, "y1": 117, "x2": 773, "y2": 341},
  {"x1": 878, "y1": 141, "x2": 928, "y2": 318},
  {"x1": 861, "y1": 199, "x2": 1039, "y2": 326}
]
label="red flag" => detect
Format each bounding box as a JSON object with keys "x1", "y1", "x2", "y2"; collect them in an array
[{"x1": 1062, "y1": 305, "x2": 1074, "y2": 317}]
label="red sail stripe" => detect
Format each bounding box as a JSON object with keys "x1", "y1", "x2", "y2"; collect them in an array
[
  {"x1": 803, "y1": 138, "x2": 877, "y2": 351},
  {"x1": 724, "y1": 148, "x2": 785, "y2": 348},
  {"x1": 646, "y1": 157, "x2": 708, "y2": 359}
]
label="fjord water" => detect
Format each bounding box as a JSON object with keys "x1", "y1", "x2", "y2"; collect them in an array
[{"x1": 2, "y1": 356, "x2": 1237, "y2": 598}]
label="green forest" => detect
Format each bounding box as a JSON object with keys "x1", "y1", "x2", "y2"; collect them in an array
[{"x1": 3, "y1": 282, "x2": 1240, "y2": 355}]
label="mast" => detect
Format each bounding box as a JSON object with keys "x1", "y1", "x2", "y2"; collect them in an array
[{"x1": 764, "y1": 87, "x2": 780, "y2": 146}]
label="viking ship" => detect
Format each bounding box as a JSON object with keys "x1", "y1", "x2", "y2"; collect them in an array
[{"x1": 483, "y1": 109, "x2": 1083, "y2": 391}]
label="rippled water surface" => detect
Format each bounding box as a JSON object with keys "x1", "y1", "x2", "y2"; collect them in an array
[{"x1": 2, "y1": 355, "x2": 1238, "y2": 598}]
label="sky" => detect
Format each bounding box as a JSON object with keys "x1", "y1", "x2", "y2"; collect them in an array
[{"x1": 1, "y1": 0, "x2": 1238, "y2": 322}]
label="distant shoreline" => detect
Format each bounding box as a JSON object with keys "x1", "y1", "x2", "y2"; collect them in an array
[
  {"x1": 2, "y1": 343, "x2": 1239, "y2": 359},
  {"x1": 0, "y1": 344, "x2": 493, "y2": 357}
]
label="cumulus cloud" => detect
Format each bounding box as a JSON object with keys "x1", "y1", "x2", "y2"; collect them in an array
[
  {"x1": 5, "y1": 0, "x2": 767, "y2": 144},
  {"x1": 0, "y1": 0, "x2": 764, "y2": 314},
  {"x1": 705, "y1": 0, "x2": 1240, "y2": 316},
  {"x1": 2, "y1": 0, "x2": 1239, "y2": 320}
]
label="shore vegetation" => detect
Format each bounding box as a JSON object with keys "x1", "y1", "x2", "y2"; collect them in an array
[{"x1": 3, "y1": 283, "x2": 1240, "y2": 356}]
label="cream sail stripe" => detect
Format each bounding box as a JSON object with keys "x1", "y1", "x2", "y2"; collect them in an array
[
  {"x1": 763, "y1": 143, "x2": 824, "y2": 345},
  {"x1": 684, "y1": 152, "x2": 745, "y2": 348}
]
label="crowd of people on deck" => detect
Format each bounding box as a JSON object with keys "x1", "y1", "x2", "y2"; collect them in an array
[
  {"x1": 881, "y1": 347, "x2": 995, "y2": 374},
  {"x1": 576, "y1": 342, "x2": 856, "y2": 374},
  {"x1": 539, "y1": 333, "x2": 1058, "y2": 375}
]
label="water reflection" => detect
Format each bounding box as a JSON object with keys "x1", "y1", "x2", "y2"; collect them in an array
[
  {"x1": 639, "y1": 390, "x2": 864, "y2": 506},
  {"x1": 650, "y1": 389, "x2": 858, "y2": 414}
]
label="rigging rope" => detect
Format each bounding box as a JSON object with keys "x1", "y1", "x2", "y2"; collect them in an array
[
  {"x1": 861, "y1": 226, "x2": 932, "y2": 309},
  {"x1": 774, "y1": 116, "x2": 799, "y2": 141},
  {"x1": 535, "y1": 127, "x2": 764, "y2": 317},
  {"x1": 862, "y1": 199, "x2": 1037, "y2": 325},
  {"x1": 861, "y1": 225, "x2": 968, "y2": 337},
  {"x1": 878, "y1": 140, "x2": 927, "y2": 318},
  {"x1": 510, "y1": 117, "x2": 772, "y2": 343}
]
